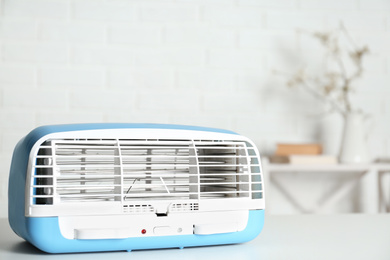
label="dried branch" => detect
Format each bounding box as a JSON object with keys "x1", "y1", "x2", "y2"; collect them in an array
[{"x1": 285, "y1": 22, "x2": 369, "y2": 116}]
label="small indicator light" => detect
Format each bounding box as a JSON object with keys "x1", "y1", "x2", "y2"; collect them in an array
[{"x1": 141, "y1": 229, "x2": 147, "y2": 234}]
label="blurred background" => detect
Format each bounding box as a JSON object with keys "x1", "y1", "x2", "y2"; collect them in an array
[{"x1": 0, "y1": 0, "x2": 389, "y2": 217}]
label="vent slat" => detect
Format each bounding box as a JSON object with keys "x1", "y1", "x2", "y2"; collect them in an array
[
  {"x1": 34, "y1": 164, "x2": 258, "y2": 168},
  {"x1": 51, "y1": 154, "x2": 254, "y2": 158}
]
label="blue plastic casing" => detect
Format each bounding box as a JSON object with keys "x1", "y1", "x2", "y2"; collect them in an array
[{"x1": 8, "y1": 123, "x2": 264, "y2": 253}]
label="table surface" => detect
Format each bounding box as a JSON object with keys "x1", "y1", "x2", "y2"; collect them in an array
[{"x1": 1, "y1": 214, "x2": 390, "y2": 260}]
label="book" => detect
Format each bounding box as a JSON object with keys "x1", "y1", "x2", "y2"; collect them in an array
[
  {"x1": 275, "y1": 143, "x2": 322, "y2": 156},
  {"x1": 269, "y1": 155, "x2": 338, "y2": 165}
]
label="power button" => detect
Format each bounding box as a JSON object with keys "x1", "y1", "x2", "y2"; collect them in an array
[{"x1": 153, "y1": 226, "x2": 173, "y2": 235}]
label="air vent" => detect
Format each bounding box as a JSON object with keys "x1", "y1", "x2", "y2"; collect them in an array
[
  {"x1": 30, "y1": 138, "x2": 262, "y2": 213},
  {"x1": 169, "y1": 202, "x2": 199, "y2": 212},
  {"x1": 123, "y1": 204, "x2": 155, "y2": 214}
]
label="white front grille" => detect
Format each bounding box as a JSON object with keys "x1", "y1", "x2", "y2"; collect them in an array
[{"x1": 29, "y1": 136, "x2": 263, "y2": 215}]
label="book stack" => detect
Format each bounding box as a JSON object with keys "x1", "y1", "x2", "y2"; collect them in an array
[{"x1": 269, "y1": 143, "x2": 338, "y2": 165}]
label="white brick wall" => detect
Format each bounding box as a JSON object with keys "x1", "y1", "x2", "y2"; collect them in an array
[
  {"x1": 40, "y1": 22, "x2": 106, "y2": 43},
  {"x1": 325, "y1": 12, "x2": 387, "y2": 31},
  {"x1": 137, "y1": 91, "x2": 201, "y2": 112},
  {"x1": 108, "y1": 68, "x2": 173, "y2": 89},
  {"x1": 140, "y1": 3, "x2": 199, "y2": 23},
  {"x1": 203, "y1": 6, "x2": 264, "y2": 27},
  {"x1": 165, "y1": 26, "x2": 235, "y2": 48},
  {"x1": 134, "y1": 47, "x2": 205, "y2": 66},
  {"x1": 3, "y1": 0, "x2": 69, "y2": 19},
  {"x1": 176, "y1": 69, "x2": 236, "y2": 91},
  {"x1": 268, "y1": 10, "x2": 327, "y2": 30},
  {"x1": 72, "y1": 47, "x2": 135, "y2": 66},
  {"x1": 1, "y1": 0, "x2": 390, "y2": 216},
  {"x1": 299, "y1": 0, "x2": 358, "y2": 10},
  {"x1": 39, "y1": 67, "x2": 105, "y2": 88},
  {"x1": 109, "y1": 24, "x2": 161, "y2": 45},
  {"x1": 208, "y1": 49, "x2": 265, "y2": 69},
  {"x1": 0, "y1": 65, "x2": 35, "y2": 85},
  {"x1": 0, "y1": 19, "x2": 36, "y2": 40},
  {"x1": 3, "y1": 89, "x2": 68, "y2": 109},
  {"x1": 3, "y1": 43, "x2": 68, "y2": 63},
  {"x1": 72, "y1": 1, "x2": 136, "y2": 22}
]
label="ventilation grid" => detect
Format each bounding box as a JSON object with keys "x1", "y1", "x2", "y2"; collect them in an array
[
  {"x1": 31, "y1": 138, "x2": 263, "y2": 208},
  {"x1": 123, "y1": 204, "x2": 155, "y2": 214},
  {"x1": 169, "y1": 202, "x2": 199, "y2": 212}
]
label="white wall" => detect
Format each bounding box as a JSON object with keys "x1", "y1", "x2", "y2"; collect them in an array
[{"x1": 0, "y1": 0, "x2": 389, "y2": 216}]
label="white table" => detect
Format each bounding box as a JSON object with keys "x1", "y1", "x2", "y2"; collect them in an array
[
  {"x1": 1, "y1": 215, "x2": 390, "y2": 260},
  {"x1": 262, "y1": 158, "x2": 390, "y2": 214}
]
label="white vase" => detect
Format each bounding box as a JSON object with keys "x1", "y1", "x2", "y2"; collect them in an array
[{"x1": 339, "y1": 112, "x2": 370, "y2": 163}]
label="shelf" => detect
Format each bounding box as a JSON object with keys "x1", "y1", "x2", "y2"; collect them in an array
[
  {"x1": 265, "y1": 163, "x2": 390, "y2": 173},
  {"x1": 262, "y1": 158, "x2": 390, "y2": 214}
]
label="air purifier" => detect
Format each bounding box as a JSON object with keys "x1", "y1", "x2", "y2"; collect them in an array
[{"x1": 8, "y1": 123, "x2": 265, "y2": 253}]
